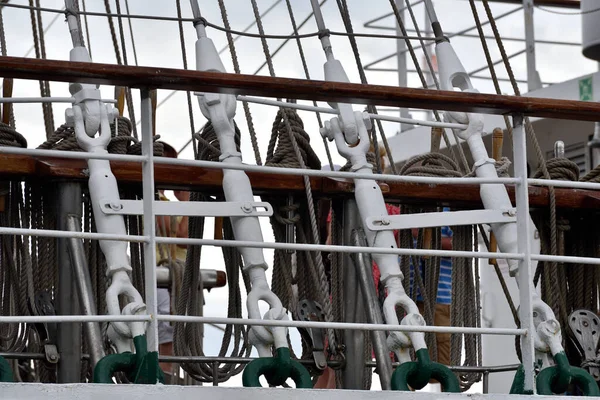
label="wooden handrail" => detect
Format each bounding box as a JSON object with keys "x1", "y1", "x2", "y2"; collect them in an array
[
  {"x1": 484, "y1": 0, "x2": 579, "y2": 8},
  {"x1": 1, "y1": 153, "x2": 598, "y2": 210},
  {"x1": 0, "y1": 56, "x2": 599, "y2": 121}
]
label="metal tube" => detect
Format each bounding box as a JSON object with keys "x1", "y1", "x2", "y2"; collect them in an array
[
  {"x1": 158, "y1": 314, "x2": 527, "y2": 335},
  {"x1": 0, "y1": 224, "x2": 524, "y2": 260},
  {"x1": 523, "y1": 0, "x2": 541, "y2": 91},
  {"x1": 351, "y1": 230, "x2": 393, "y2": 390},
  {"x1": 0, "y1": 226, "x2": 147, "y2": 242},
  {"x1": 483, "y1": 371, "x2": 490, "y2": 393},
  {"x1": 56, "y1": 182, "x2": 82, "y2": 383},
  {"x1": 64, "y1": 0, "x2": 83, "y2": 48},
  {"x1": 141, "y1": 87, "x2": 159, "y2": 352},
  {"x1": 0, "y1": 315, "x2": 151, "y2": 323},
  {"x1": 511, "y1": 115, "x2": 536, "y2": 393},
  {"x1": 156, "y1": 267, "x2": 224, "y2": 289},
  {"x1": 0, "y1": 97, "x2": 117, "y2": 104},
  {"x1": 396, "y1": 0, "x2": 412, "y2": 132},
  {"x1": 66, "y1": 215, "x2": 106, "y2": 369},
  {"x1": 236, "y1": 95, "x2": 468, "y2": 129},
  {"x1": 342, "y1": 200, "x2": 366, "y2": 389}
]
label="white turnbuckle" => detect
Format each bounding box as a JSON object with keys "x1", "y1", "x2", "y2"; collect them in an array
[
  {"x1": 192, "y1": 13, "x2": 288, "y2": 358},
  {"x1": 67, "y1": 42, "x2": 146, "y2": 348},
  {"x1": 321, "y1": 114, "x2": 426, "y2": 363},
  {"x1": 436, "y1": 33, "x2": 563, "y2": 368}
]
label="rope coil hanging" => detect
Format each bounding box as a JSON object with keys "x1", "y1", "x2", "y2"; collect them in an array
[{"x1": 173, "y1": 120, "x2": 252, "y2": 384}]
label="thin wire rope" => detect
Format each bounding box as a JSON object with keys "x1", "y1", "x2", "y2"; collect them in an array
[
  {"x1": 1, "y1": 2, "x2": 440, "y2": 41},
  {"x1": 467, "y1": 0, "x2": 513, "y2": 140},
  {"x1": 81, "y1": 0, "x2": 93, "y2": 58},
  {"x1": 29, "y1": 0, "x2": 55, "y2": 138},
  {"x1": 103, "y1": 0, "x2": 137, "y2": 138},
  {"x1": 175, "y1": 0, "x2": 198, "y2": 159},
  {"x1": 388, "y1": 0, "x2": 464, "y2": 172},
  {"x1": 253, "y1": 0, "x2": 328, "y2": 76},
  {"x1": 536, "y1": 5, "x2": 600, "y2": 15},
  {"x1": 124, "y1": 0, "x2": 138, "y2": 66},
  {"x1": 216, "y1": 0, "x2": 262, "y2": 165},
  {"x1": 333, "y1": 0, "x2": 397, "y2": 175},
  {"x1": 284, "y1": 0, "x2": 334, "y2": 171},
  {"x1": 249, "y1": 0, "x2": 337, "y2": 355},
  {"x1": 401, "y1": 0, "x2": 470, "y2": 173}
]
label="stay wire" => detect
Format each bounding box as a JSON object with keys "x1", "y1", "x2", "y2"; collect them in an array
[
  {"x1": 467, "y1": 0, "x2": 514, "y2": 141},
  {"x1": 401, "y1": 0, "x2": 470, "y2": 174},
  {"x1": 175, "y1": 0, "x2": 198, "y2": 159},
  {"x1": 334, "y1": 0, "x2": 397, "y2": 175},
  {"x1": 1, "y1": 2, "x2": 440, "y2": 42},
  {"x1": 250, "y1": 0, "x2": 338, "y2": 355},
  {"x1": 283, "y1": 0, "x2": 334, "y2": 171}
]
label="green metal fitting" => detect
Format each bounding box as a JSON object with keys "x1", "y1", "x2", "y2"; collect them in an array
[
  {"x1": 242, "y1": 347, "x2": 312, "y2": 388},
  {"x1": 391, "y1": 348, "x2": 460, "y2": 392},
  {"x1": 94, "y1": 335, "x2": 165, "y2": 384},
  {"x1": 0, "y1": 355, "x2": 13, "y2": 382},
  {"x1": 511, "y1": 353, "x2": 600, "y2": 396},
  {"x1": 537, "y1": 352, "x2": 600, "y2": 396}
]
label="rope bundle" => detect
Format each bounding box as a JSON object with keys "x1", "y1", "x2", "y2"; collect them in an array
[
  {"x1": 37, "y1": 117, "x2": 163, "y2": 156},
  {"x1": 173, "y1": 120, "x2": 252, "y2": 384},
  {"x1": 399, "y1": 152, "x2": 482, "y2": 391}
]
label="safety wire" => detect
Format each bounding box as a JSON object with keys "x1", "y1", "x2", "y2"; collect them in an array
[
  {"x1": 388, "y1": 0, "x2": 469, "y2": 174},
  {"x1": 103, "y1": 0, "x2": 137, "y2": 138},
  {"x1": 283, "y1": 0, "x2": 334, "y2": 171}
]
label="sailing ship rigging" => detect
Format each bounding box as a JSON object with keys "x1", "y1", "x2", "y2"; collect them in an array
[{"x1": 0, "y1": 0, "x2": 599, "y2": 397}]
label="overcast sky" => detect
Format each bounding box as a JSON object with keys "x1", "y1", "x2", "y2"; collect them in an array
[{"x1": 1, "y1": 0, "x2": 597, "y2": 390}]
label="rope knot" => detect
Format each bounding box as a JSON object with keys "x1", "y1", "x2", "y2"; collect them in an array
[
  {"x1": 274, "y1": 203, "x2": 300, "y2": 226},
  {"x1": 318, "y1": 29, "x2": 331, "y2": 39},
  {"x1": 265, "y1": 108, "x2": 320, "y2": 170},
  {"x1": 557, "y1": 218, "x2": 570, "y2": 232},
  {"x1": 193, "y1": 16, "x2": 208, "y2": 28}
]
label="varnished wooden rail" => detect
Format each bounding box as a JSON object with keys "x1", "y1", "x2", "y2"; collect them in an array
[
  {"x1": 0, "y1": 56, "x2": 599, "y2": 121},
  {"x1": 485, "y1": 0, "x2": 579, "y2": 8},
  {"x1": 1, "y1": 153, "x2": 599, "y2": 210}
]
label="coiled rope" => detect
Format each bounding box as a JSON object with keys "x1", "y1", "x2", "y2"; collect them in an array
[{"x1": 173, "y1": 121, "x2": 252, "y2": 384}]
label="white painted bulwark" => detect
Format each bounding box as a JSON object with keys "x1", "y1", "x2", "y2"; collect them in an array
[{"x1": 0, "y1": 383, "x2": 565, "y2": 400}]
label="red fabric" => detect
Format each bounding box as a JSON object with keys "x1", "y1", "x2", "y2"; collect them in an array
[
  {"x1": 372, "y1": 204, "x2": 400, "y2": 294},
  {"x1": 326, "y1": 204, "x2": 400, "y2": 294}
]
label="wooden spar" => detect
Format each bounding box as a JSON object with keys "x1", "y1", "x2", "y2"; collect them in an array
[
  {"x1": 1, "y1": 56, "x2": 600, "y2": 121},
  {"x1": 484, "y1": 0, "x2": 580, "y2": 8},
  {"x1": 0, "y1": 153, "x2": 599, "y2": 210}
]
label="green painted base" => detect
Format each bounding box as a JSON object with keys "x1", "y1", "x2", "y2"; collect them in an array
[
  {"x1": 391, "y1": 348, "x2": 460, "y2": 392},
  {"x1": 0, "y1": 355, "x2": 13, "y2": 382},
  {"x1": 93, "y1": 335, "x2": 165, "y2": 384},
  {"x1": 242, "y1": 347, "x2": 312, "y2": 388}
]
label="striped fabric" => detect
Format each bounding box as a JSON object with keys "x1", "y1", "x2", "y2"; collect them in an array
[{"x1": 407, "y1": 212, "x2": 453, "y2": 305}]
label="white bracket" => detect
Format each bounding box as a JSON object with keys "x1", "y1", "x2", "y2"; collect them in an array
[
  {"x1": 100, "y1": 199, "x2": 273, "y2": 217},
  {"x1": 366, "y1": 208, "x2": 516, "y2": 232}
]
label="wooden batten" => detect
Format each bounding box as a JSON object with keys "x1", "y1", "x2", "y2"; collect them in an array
[
  {"x1": 0, "y1": 56, "x2": 599, "y2": 122},
  {"x1": 0, "y1": 153, "x2": 598, "y2": 210}
]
